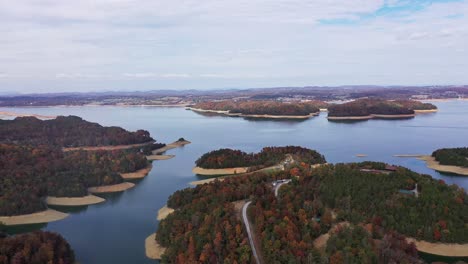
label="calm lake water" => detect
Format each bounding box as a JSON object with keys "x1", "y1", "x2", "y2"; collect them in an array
[{"x1": 1, "y1": 101, "x2": 467, "y2": 263}]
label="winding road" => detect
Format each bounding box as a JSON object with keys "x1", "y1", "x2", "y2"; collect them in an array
[
  {"x1": 274, "y1": 179, "x2": 291, "y2": 197},
  {"x1": 241, "y1": 179, "x2": 292, "y2": 264},
  {"x1": 242, "y1": 201, "x2": 261, "y2": 264}
]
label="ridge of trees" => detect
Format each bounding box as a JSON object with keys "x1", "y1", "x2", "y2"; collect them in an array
[
  {"x1": 0, "y1": 116, "x2": 153, "y2": 147},
  {"x1": 192, "y1": 100, "x2": 327, "y2": 116},
  {"x1": 195, "y1": 146, "x2": 326, "y2": 169},
  {"x1": 432, "y1": 147, "x2": 468, "y2": 167},
  {"x1": 328, "y1": 99, "x2": 436, "y2": 117}
]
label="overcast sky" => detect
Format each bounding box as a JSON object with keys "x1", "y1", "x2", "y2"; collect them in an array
[{"x1": 0, "y1": 0, "x2": 467, "y2": 93}]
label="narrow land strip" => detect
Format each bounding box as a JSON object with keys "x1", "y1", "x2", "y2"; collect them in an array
[
  {"x1": 0, "y1": 209, "x2": 69, "y2": 226},
  {"x1": 152, "y1": 140, "x2": 191, "y2": 154},
  {"x1": 88, "y1": 182, "x2": 135, "y2": 193},
  {"x1": 406, "y1": 238, "x2": 468, "y2": 257},
  {"x1": 192, "y1": 166, "x2": 248, "y2": 176},
  {"x1": 63, "y1": 141, "x2": 155, "y2": 152},
  {"x1": 418, "y1": 155, "x2": 468, "y2": 176},
  {"x1": 46, "y1": 195, "x2": 105, "y2": 206},
  {"x1": 120, "y1": 165, "x2": 153, "y2": 179},
  {"x1": 146, "y1": 154, "x2": 175, "y2": 160}
]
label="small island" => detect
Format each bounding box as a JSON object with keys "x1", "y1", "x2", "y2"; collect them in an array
[
  {"x1": 327, "y1": 99, "x2": 437, "y2": 120},
  {"x1": 419, "y1": 147, "x2": 468, "y2": 176},
  {"x1": 193, "y1": 146, "x2": 327, "y2": 176},
  {"x1": 151, "y1": 158, "x2": 468, "y2": 262},
  {"x1": 0, "y1": 116, "x2": 166, "y2": 225},
  {"x1": 188, "y1": 100, "x2": 328, "y2": 119}
]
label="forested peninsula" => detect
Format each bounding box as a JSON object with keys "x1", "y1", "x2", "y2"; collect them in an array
[
  {"x1": 0, "y1": 116, "x2": 163, "y2": 218},
  {"x1": 154, "y1": 158, "x2": 467, "y2": 262},
  {"x1": 327, "y1": 99, "x2": 437, "y2": 120},
  {"x1": 417, "y1": 147, "x2": 468, "y2": 176},
  {"x1": 189, "y1": 100, "x2": 327, "y2": 118}
]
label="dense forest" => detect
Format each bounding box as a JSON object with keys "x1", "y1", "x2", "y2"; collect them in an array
[
  {"x1": 325, "y1": 225, "x2": 421, "y2": 264},
  {"x1": 0, "y1": 231, "x2": 75, "y2": 264},
  {"x1": 195, "y1": 146, "x2": 326, "y2": 170},
  {"x1": 327, "y1": 99, "x2": 436, "y2": 117},
  {"x1": 156, "y1": 160, "x2": 467, "y2": 263},
  {"x1": 393, "y1": 100, "x2": 438, "y2": 110},
  {"x1": 0, "y1": 116, "x2": 153, "y2": 147},
  {"x1": 433, "y1": 147, "x2": 468, "y2": 167},
  {"x1": 0, "y1": 144, "x2": 149, "y2": 216},
  {"x1": 192, "y1": 100, "x2": 327, "y2": 116}
]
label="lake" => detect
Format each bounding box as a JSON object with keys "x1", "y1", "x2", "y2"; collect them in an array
[{"x1": 1, "y1": 100, "x2": 467, "y2": 263}]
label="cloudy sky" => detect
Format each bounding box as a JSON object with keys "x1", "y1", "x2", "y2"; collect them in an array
[{"x1": 0, "y1": 0, "x2": 467, "y2": 93}]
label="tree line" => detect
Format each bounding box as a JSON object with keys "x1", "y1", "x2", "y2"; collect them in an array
[
  {"x1": 328, "y1": 99, "x2": 436, "y2": 117},
  {"x1": 0, "y1": 116, "x2": 154, "y2": 147},
  {"x1": 195, "y1": 146, "x2": 326, "y2": 169},
  {"x1": 192, "y1": 100, "x2": 327, "y2": 116}
]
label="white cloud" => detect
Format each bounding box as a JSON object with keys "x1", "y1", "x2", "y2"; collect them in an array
[{"x1": 0, "y1": 0, "x2": 467, "y2": 92}]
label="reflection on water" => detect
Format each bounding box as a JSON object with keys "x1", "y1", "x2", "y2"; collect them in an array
[{"x1": 5, "y1": 223, "x2": 48, "y2": 235}]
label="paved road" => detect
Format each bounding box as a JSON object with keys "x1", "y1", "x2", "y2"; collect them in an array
[
  {"x1": 242, "y1": 201, "x2": 261, "y2": 264},
  {"x1": 274, "y1": 180, "x2": 291, "y2": 197}
]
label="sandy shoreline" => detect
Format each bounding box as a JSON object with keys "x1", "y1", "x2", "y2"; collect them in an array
[
  {"x1": 393, "y1": 154, "x2": 425, "y2": 157},
  {"x1": 190, "y1": 177, "x2": 225, "y2": 186},
  {"x1": 46, "y1": 195, "x2": 105, "y2": 206},
  {"x1": 152, "y1": 140, "x2": 191, "y2": 154},
  {"x1": 188, "y1": 107, "x2": 320, "y2": 119},
  {"x1": 418, "y1": 156, "x2": 468, "y2": 176},
  {"x1": 414, "y1": 109, "x2": 438, "y2": 113},
  {"x1": 327, "y1": 115, "x2": 373, "y2": 120},
  {"x1": 0, "y1": 111, "x2": 56, "y2": 119},
  {"x1": 406, "y1": 238, "x2": 468, "y2": 257},
  {"x1": 88, "y1": 182, "x2": 135, "y2": 193},
  {"x1": 63, "y1": 141, "x2": 155, "y2": 152},
  {"x1": 328, "y1": 114, "x2": 415, "y2": 120},
  {"x1": 121, "y1": 165, "x2": 153, "y2": 180},
  {"x1": 192, "y1": 166, "x2": 249, "y2": 176},
  {"x1": 145, "y1": 233, "x2": 166, "y2": 260},
  {"x1": 146, "y1": 154, "x2": 175, "y2": 160},
  {"x1": 157, "y1": 205, "x2": 175, "y2": 221},
  {"x1": 0, "y1": 209, "x2": 69, "y2": 226}
]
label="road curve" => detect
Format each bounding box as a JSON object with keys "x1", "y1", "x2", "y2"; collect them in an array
[
  {"x1": 242, "y1": 201, "x2": 261, "y2": 264},
  {"x1": 274, "y1": 180, "x2": 291, "y2": 197}
]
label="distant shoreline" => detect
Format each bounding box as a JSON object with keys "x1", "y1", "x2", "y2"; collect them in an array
[
  {"x1": 328, "y1": 113, "x2": 416, "y2": 120},
  {"x1": 188, "y1": 107, "x2": 320, "y2": 119},
  {"x1": 0, "y1": 111, "x2": 56, "y2": 119}
]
